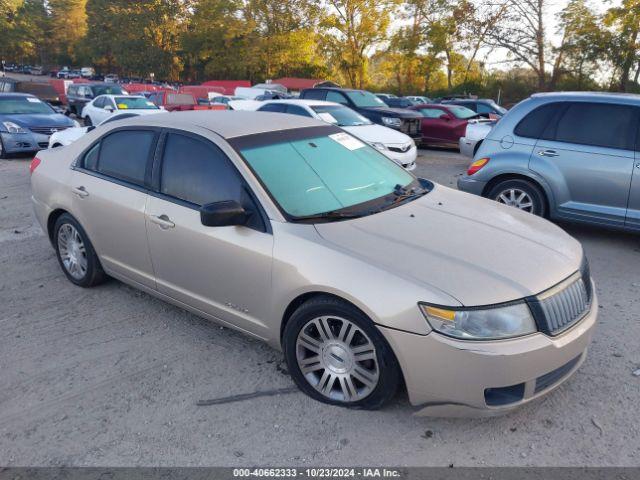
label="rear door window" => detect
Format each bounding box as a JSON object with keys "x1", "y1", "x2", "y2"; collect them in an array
[
  {"x1": 303, "y1": 89, "x2": 326, "y2": 101},
  {"x1": 285, "y1": 105, "x2": 313, "y2": 117},
  {"x1": 326, "y1": 91, "x2": 349, "y2": 105},
  {"x1": 553, "y1": 102, "x2": 638, "y2": 150},
  {"x1": 259, "y1": 103, "x2": 286, "y2": 113},
  {"x1": 91, "y1": 130, "x2": 156, "y2": 186}
]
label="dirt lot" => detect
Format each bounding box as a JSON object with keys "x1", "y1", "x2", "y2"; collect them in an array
[{"x1": 0, "y1": 149, "x2": 639, "y2": 467}]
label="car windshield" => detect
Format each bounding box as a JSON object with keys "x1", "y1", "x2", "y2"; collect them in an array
[
  {"x1": 92, "y1": 85, "x2": 125, "y2": 95},
  {"x1": 448, "y1": 106, "x2": 478, "y2": 119},
  {"x1": 237, "y1": 129, "x2": 418, "y2": 219},
  {"x1": 311, "y1": 105, "x2": 372, "y2": 126},
  {"x1": 114, "y1": 97, "x2": 158, "y2": 110},
  {"x1": 167, "y1": 93, "x2": 195, "y2": 105},
  {"x1": 0, "y1": 97, "x2": 54, "y2": 114},
  {"x1": 344, "y1": 90, "x2": 387, "y2": 108}
]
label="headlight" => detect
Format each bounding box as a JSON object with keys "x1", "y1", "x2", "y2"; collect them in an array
[
  {"x1": 381, "y1": 117, "x2": 401, "y2": 128},
  {"x1": 2, "y1": 121, "x2": 28, "y2": 134},
  {"x1": 419, "y1": 302, "x2": 537, "y2": 340},
  {"x1": 371, "y1": 142, "x2": 387, "y2": 151},
  {"x1": 72, "y1": 120, "x2": 81, "y2": 128}
]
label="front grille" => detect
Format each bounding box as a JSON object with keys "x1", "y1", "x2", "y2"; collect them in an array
[
  {"x1": 29, "y1": 126, "x2": 68, "y2": 136},
  {"x1": 400, "y1": 119, "x2": 421, "y2": 137},
  {"x1": 534, "y1": 355, "x2": 581, "y2": 394},
  {"x1": 528, "y1": 263, "x2": 592, "y2": 336}
]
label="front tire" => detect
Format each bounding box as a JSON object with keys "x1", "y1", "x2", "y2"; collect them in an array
[
  {"x1": 283, "y1": 296, "x2": 401, "y2": 410},
  {"x1": 84, "y1": 116, "x2": 92, "y2": 126},
  {"x1": 0, "y1": 136, "x2": 7, "y2": 159},
  {"x1": 53, "y1": 213, "x2": 106, "y2": 287},
  {"x1": 487, "y1": 179, "x2": 547, "y2": 217}
]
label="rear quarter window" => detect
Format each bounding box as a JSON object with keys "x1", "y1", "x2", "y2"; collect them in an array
[{"x1": 514, "y1": 103, "x2": 562, "y2": 139}]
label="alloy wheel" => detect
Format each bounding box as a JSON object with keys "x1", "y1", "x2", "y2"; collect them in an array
[
  {"x1": 57, "y1": 223, "x2": 88, "y2": 280},
  {"x1": 495, "y1": 188, "x2": 534, "y2": 212},
  {"x1": 295, "y1": 316, "x2": 379, "y2": 402}
]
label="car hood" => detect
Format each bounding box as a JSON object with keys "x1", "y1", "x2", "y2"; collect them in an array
[
  {"x1": 314, "y1": 185, "x2": 583, "y2": 306},
  {"x1": 359, "y1": 106, "x2": 423, "y2": 118},
  {"x1": 342, "y1": 124, "x2": 413, "y2": 145},
  {"x1": 0, "y1": 113, "x2": 74, "y2": 128}
]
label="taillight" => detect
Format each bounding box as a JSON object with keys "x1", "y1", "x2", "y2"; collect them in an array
[
  {"x1": 467, "y1": 157, "x2": 489, "y2": 175},
  {"x1": 29, "y1": 156, "x2": 41, "y2": 174}
]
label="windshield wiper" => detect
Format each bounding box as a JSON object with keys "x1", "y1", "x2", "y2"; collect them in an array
[
  {"x1": 382, "y1": 184, "x2": 429, "y2": 210},
  {"x1": 293, "y1": 209, "x2": 377, "y2": 223}
]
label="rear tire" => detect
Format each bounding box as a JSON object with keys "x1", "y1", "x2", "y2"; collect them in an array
[
  {"x1": 283, "y1": 296, "x2": 401, "y2": 410},
  {"x1": 53, "y1": 213, "x2": 106, "y2": 287},
  {"x1": 487, "y1": 178, "x2": 547, "y2": 217}
]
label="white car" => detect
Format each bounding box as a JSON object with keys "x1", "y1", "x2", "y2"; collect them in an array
[
  {"x1": 48, "y1": 111, "x2": 166, "y2": 148},
  {"x1": 254, "y1": 100, "x2": 417, "y2": 170},
  {"x1": 459, "y1": 119, "x2": 496, "y2": 158},
  {"x1": 81, "y1": 95, "x2": 162, "y2": 125}
]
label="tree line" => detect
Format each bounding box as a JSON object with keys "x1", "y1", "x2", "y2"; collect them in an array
[{"x1": 1, "y1": 0, "x2": 639, "y2": 103}]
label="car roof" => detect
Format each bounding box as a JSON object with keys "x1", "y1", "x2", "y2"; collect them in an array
[
  {"x1": 531, "y1": 91, "x2": 640, "y2": 103},
  {"x1": 0, "y1": 92, "x2": 35, "y2": 98},
  {"x1": 261, "y1": 99, "x2": 337, "y2": 107},
  {"x1": 98, "y1": 94, "x2": 145, "y2": 99},
  {"x1": 112, "y1": 110, "x2": 327, "y2": 139}
]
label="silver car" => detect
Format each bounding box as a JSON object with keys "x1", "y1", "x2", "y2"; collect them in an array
[
  {"x1": 31, "y1": 111, "x2": 597, "y2": 416},
  {"x1": 458, "y1": 92, "x2": 640, "y2": 231}
]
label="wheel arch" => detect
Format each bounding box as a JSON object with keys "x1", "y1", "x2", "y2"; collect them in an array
[
  {"x1": 47, "y1": 208, "x2": 69, "y2": 244},
  {"x1": 280, "y1": 291, "x2": 373, "y2": 345},
  {"x1": 481, "y1": 172, "x2": 553, "y2": 216}
]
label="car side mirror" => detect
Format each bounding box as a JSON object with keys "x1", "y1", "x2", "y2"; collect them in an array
[
  {"x1": 200, "y1": 200, "x2": 249, "y2": 227},
  {"x1": 439, "y1": 114, "x2": 450, "y2": 120},
  {"x1": 104, "y1": 105, "x2": 114, "y2": 112}
]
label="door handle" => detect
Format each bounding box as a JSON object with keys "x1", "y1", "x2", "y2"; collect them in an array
[
  {"x1": 149, "y1": 214, "x2": 175, "y2": 229},
  {"x1": 72, "y1": 186, "x2": 89, "y2": 197},
  {"x1": 538, "y1": 149, "x2": 559, "y2": 157}
]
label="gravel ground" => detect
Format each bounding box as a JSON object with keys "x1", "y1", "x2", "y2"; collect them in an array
[{"x1": 0, "y1": 149, "x2": 639, "y2": 467}]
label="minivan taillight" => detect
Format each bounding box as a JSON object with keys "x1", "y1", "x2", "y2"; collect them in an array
[
  {"x1": 467, "y1": 157, "x2": 489, "y2": 175},
  {"x1": 29, "y1": 156, "x2": 41, "y2": 174}
]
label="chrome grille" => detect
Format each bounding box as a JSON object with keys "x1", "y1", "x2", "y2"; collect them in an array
[
  {"x1": 530, "y1": 276, "x2": 591, "y2": 336},
  {"x1": 400, "y1": 119, "x2": 421, "y2": 137},
  {"x1": 29, "y1": 126, "x2": 68, "y2": 136}
]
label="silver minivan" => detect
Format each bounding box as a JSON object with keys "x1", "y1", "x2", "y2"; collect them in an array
[{"x1": 458, "y1": 92, "x2": 640, "y2": 231}]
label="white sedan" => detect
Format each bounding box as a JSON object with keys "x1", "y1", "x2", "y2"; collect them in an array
[
  {"x1": 80, "y1": 95, "x2": 162, "y2": 125},
  {"x1": 48, "y1": 111, "x2": 166, "y2": 148},
  {"x1": 240, "y1": 99, "x2": 417, "y2": 170}
]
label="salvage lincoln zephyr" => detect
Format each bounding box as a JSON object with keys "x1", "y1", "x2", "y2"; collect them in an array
[{"x1": 30, "y1": 111, "x2": 597, "y2": 416}]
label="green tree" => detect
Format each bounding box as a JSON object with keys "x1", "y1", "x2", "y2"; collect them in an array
[
  {"x1": 48, "y1": 0, "x2": 87, "y2": 65},
  {"x1": 323, "y1": 0, "x2": 396, "y2": 88},
  {"x1": 604, "y1": 0, "x2": 640, "y2": 91}
]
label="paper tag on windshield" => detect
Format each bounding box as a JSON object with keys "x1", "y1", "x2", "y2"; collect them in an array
[
  {"x1": 318, "y1": 112, "x2": 337, "y2": 124},
  {"x1": 329, "y1": 132, "x2": 364, "y2": 150},
  {"x1": 26, "y1": 97, "x2": 41, "y2": 103}
]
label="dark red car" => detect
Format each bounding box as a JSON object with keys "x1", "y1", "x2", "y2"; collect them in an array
[
  {"x1": 408, "y1": 103, "x2": 479, "y2": 147},
  {"x1": 147, "y1": 91, "x2": 225, "y2": 112}
]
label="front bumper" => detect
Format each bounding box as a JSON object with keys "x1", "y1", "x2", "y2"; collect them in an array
[
  {"x1": 457, "y1": 174, "x2": 487, "y2": 196},
  {"x1": 382, "y1": 145, "x2": 418, "y2": 171},
  {"x1": 380, "y1": 288, "x2": 597, "y2": 417},
  {"x1": 1, "y1": 131, "x2": 49, "y2": 154}
]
